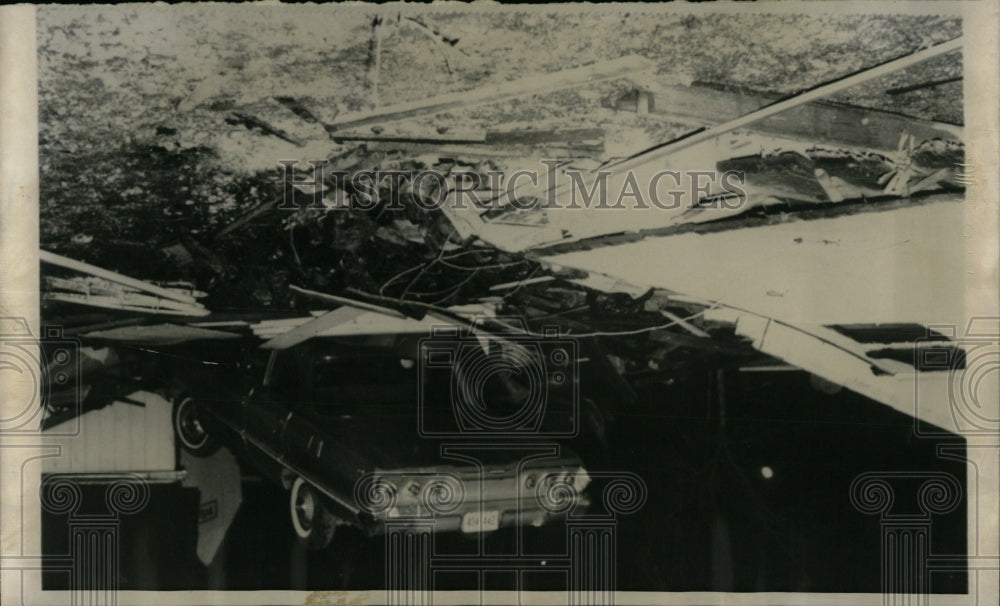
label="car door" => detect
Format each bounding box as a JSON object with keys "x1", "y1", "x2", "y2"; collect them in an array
[
  {"x1": 281, "y1": 338, "x2": 423, "y2": 492},
  {"x1": 280, "y1": 340, "x2": 384, "y2": 497},
  {"x1": 243, "y1": 348, "x2": 301, "y2": 461}
]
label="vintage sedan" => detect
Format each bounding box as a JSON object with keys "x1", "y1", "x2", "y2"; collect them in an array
[{"x1": 172, "y1": 330, "x2": 591, "y2": 549}]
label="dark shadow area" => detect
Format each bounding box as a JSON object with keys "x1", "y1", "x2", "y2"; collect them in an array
[{"x1": 42, "y1": 368, "x2": 967, "y2": 592}]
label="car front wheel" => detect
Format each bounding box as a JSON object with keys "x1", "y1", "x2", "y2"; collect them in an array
[{"x1": 290, "y1": 476, "x2": 337, "y2": 550}]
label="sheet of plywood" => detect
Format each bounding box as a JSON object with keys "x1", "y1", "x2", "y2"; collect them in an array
[
  {"x1": 542, "y1": 197, "x2": 966, "y2": 327},
  {"x1": 41, "y1": 391, "x2": 175, "y2": 475}
]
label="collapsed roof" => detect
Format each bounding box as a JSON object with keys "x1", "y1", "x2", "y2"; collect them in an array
[{"x1": 38, "y1": 15, "x2": 985, "y2": 433}]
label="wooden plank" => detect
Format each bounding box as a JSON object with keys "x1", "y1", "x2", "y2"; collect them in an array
[
  {"x1": 886, "y1": 76, "x2": 962, "y2": 96},
  {"x1": 328, "y1": 127, "x2": 604, "y2": 147},
  {"x1": 212, "y1": 195, "x2": 280, "y2": 241},
  {"x1": 486, "y1": 127, "x2": 604, "y2": 145},
  {"x1": 611, "y1": 37, "x2": 962, "y2": 172},
  {"x1": 326, "y1": 54, "x2": 654, "y2": 132},
  {"x1": 628, "y1": 82, "x2": 961, "y2": 151},
  {"x1": 82, "y1": 323, "x2": 242, "y2": 344},
  {"x1": 538, "y1": 195, "x2": 964, "y2": 327},
  {"x1": 226, "y1": 111, "x2": 305, "y2": 147},
  {"x1": 40, "y1": 395, "x2": 177, "y2": 475},
  {"x1": 261, "y1": 306, "x2": 366, "y2": 350},
  {"x1": 44, "y1": 292, "x2": 209, "y2": 317},
  {"x1": 46, "y1": 275, "x2": 140, "y2": 295},
  {"x1": 658, "y1": 309, "x2": 710, "y2": 338},
  {"x1": 288, "y1": 285, "x2": 407, "y2": 318},
  {"x1": 488, "y1": 276, "x2": 556, "y2": 291},
  {"x1": 365, "y1": 140, "x2": 602, "y2": 158},
  {"x1": 40, "y1": 250, "x2": 199, "y2": 305},
  {"x1": 530, "y1": 191, "x2": 960, "y2": 258},
  {"x1": 46, "y1": 290, "x2": 204, "y2": 313},
  {"x1": 329, "y1": 130, "x2": 487, "y2": 144}
]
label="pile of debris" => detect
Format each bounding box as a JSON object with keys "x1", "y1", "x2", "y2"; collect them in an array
[{"x1": 39, "y1": 40, "x2": 967, "y2": 425}]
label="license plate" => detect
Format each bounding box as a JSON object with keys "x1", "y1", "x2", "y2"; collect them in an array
[{"x1": 461, "y1": 510, "x2": 500, "y2": 533}]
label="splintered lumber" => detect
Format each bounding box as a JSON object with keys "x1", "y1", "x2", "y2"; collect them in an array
[
  {"x1": 488, "y1": 276, "x2": 556, "y2": 291},
  {"x1": 226, "y1": 112, "x2": 305, "y2": 147},
  {"x1": 40, "y1": 250, "x2": 200, "y2": 305},
  {"x1": 658, "y1": 309, "x2": 710, "y2": 338},
  {"x1": 486, "y1": 128, "x2": 605, "y2": 146},
  {"x1": 326, "y1": 55, "x2": 654, "y2": 132},
  {"x1": 529, "y1": 191, "x2": 961, "y2": 257},
  {"x1": 330, "y1": 131, "x2": 487, "y2": 144},
  {"x1": 369, "y1": 15, "x2": 383, "y2": 107},
  {"x1": 44, "y1": 288, "x2": 202, "y2": 313},
  {"x1": 611, "y1": 36, "x2": 963, "y2": 172},
  {"x1": 212, "y1": 194, "x2": 281, "y2": 241},
  {"x1": 327, "y1": 127, "x2": 604, "y2": 147},
  {"x1": 289, "y1": 285, "x2": 407, "y2": 318},
  {"x1": 886, "y1": 76, "x2": 962, "y2": 96},
  {"x1": 261, "y1": 307, "x2": 366, "y2": 350},
  {"x1": 82, "y1": 323, "x2": 242, "y2": 344},
  {"x1": 45, "y1": 275, "x2": 142, "y2": 297},
  {"x1": 614, "y1": 82, "x2": 961, "y2": 151},
  {"x1": 45, "y1": 276, "x2": 206, "y2": 300},
  {"x1": 274, "y1": 96, "x2": 323, "y2": 123},
  {"x1": 44, "y1": 292, "x2": 209, "y2": 317}
]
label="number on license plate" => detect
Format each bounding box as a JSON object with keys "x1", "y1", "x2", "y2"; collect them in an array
[{"x1": 461, "y1": 510, "x2": 500, "y2": 533}]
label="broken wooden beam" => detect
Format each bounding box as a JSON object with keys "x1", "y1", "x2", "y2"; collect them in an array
[
  {"x1": 658, "y1": 309, "x2": 710, "y2": 338},
  {"x1": 44, "y1": 292, "x2": 209, "y2": 317},
  {"x1": 329, "y1": 131, "x2": 487, "y2": 144},
  {"x1": 333, "y1": 127, "x2": 604, "y2": 146},
  {"x1": 325, "y1": 54, "x2": 654, "y2": 132},
  {"x1": 487, "y1": 127, "x2": 605, "y2": 146},
  {"x1": 611, "y1": 37, "x2": 963, "y2": 172},
  {"x1": 212, "y1": 194, "x2": 281, "y2": 241},
  {"x1": 261, "y1": 306, "x2": 365, "y2": 350},
  {"x1": 274, "y1": 96, "x2": 323, "y2": 123},
  {"x1": 40, "y1": 250, "x2": 200, "y2": 306},
  {"x1": 226, "y1": 112, "x2": 305, "y2": 147},
  {"x1": 611, "y1": 81, "x2": 961, "y2": 151},
  {"x1": 289, "y1": 284, "x2": 407, "y2": 318},
  {"x1": 527, "y1": 191, "x2": 962, "y2": 258},
  {"x1": 886, "y1": 75, "x2": 962, "y2": 96}
]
